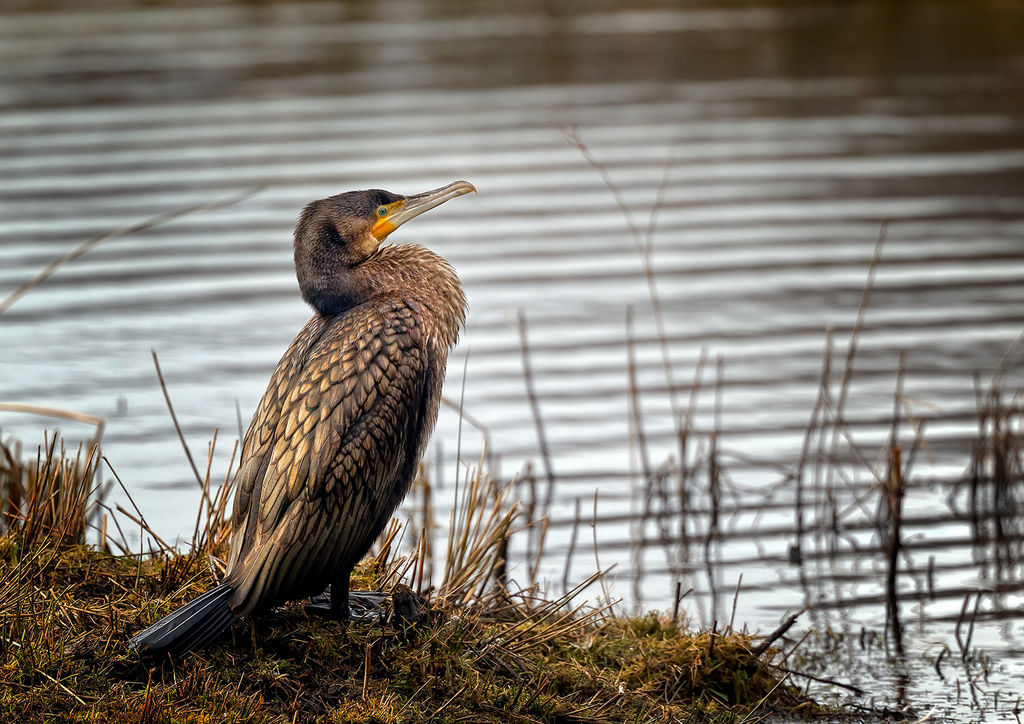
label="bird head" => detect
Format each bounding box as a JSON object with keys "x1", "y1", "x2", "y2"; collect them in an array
[{"x1": 293, "y1": 180, "x2": 475, "y2": 315}]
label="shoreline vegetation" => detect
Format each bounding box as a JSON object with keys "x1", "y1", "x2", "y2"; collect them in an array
[
  {"x1": 1, "y1": 432, "x2": 819, "y2": 723},
  {"x1": 0, "y1": 161, "x2": 826, "y2": 724},
  {"x1": 4, "y1": 360, "x2": 1021, "y2": 724},
  {"x1": 1, "y1": 158, "x2": 1020, "y2": 722}
]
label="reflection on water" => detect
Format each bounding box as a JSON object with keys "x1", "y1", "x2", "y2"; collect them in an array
[{"x1": 2, "y1": 0, "x2": 1023, "y2": 717}]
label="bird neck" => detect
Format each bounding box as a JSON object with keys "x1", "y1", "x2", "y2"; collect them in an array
[{"x1": 310, "y1": 244, "x2": 466, "y2": 349}]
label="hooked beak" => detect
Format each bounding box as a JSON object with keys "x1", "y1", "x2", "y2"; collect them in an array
[{"x1": 372, "y1": 180, "x2": 476, "y2": 240}]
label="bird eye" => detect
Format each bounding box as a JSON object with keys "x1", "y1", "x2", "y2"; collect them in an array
[{"x1": 376, "y1": 206, "x2": 388, "y2": 217}]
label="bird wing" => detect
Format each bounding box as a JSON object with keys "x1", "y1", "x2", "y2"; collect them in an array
[
  {"x1": 226, "y1": 298, "x2": 427, "y2": 614},
  {"x1": 227, "y1": 315, "x2": 329, "y2": 571}
]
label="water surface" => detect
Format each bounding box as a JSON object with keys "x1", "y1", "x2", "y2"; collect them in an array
[{"x1": 2, "y1": 1, "x2": 1023, "y2": 717}]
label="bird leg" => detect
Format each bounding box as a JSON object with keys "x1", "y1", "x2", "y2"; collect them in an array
[
  {"x1": 305, "y1": 573, "x2": 393, "y2": 622},
  {"x1": 304, "y1": 573, "x2": 350, "y2": 621},
  {"x1": 330, "y1": 575, "x2": 350, "y2": 620}
]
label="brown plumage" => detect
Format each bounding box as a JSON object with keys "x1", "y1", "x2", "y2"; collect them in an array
[{"x1": 130, "y1": 181, "x2": 473, "y2": 657}]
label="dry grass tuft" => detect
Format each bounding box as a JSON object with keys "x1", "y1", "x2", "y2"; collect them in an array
[{"x1": 1, "y1": 433, "x2": 101, "y2": 549}]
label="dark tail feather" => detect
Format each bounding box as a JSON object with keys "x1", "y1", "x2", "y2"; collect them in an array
[{"x1": 130, "y1": 583, "x2": 237, "y2": 659}]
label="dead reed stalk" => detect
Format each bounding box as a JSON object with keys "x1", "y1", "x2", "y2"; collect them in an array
[{"x1": 0, "y1": 187, "x2": 260, "y2": 318}]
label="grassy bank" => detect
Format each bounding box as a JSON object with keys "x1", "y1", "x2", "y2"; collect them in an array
[{"x1": 0, "y1": 433, "x2": 817, "y2": 723}]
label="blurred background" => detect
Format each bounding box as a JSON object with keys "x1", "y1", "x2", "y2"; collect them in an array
[{"x1": 2, "y1": 0, "x2": 1023, "y2": 716}]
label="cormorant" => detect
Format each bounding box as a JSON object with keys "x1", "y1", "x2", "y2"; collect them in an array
[{"x1": 130, "y1": 181, "x2": 474, "y2": 657}]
